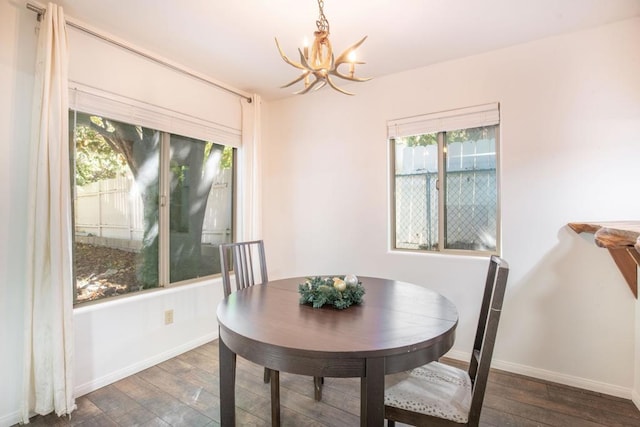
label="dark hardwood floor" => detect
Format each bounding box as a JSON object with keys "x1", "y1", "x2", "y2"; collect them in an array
[{"x1": 24, "y1": 340, "x2": 640, "y2": 426}]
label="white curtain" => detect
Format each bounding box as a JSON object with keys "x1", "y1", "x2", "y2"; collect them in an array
[
  {"x1": 22, "y1": 3, "x2": 75, "y2": 423},
  {"x1": 240, "y1": 94, "x2": 262, "y2": 240}
]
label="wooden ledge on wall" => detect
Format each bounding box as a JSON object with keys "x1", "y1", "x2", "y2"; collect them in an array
[{"x1": 568, "y1": 221, "x2": 640, "y2": 298}]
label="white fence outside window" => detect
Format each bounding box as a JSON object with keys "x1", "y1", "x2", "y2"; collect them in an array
[{"x1": 74, "y1": 168, "x2": 232, "y2": 251}]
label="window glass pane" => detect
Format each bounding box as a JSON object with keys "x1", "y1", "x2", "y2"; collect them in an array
[
  {"x1": 72, "y1": 111, "x2": 160, "y2": 303},
  {"x1": 169, "y1": 135, "x2": 233, "y2": 283},
  {"x1": 444, "y1": 125, "x2": 497, "y2": 251},
  {"x1": 393, "y1": 134, "x2": 439, "y2": 250}
]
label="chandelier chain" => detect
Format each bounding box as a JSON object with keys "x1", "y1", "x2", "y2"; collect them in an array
[{"x1": 315, "y1": 0, "x2": 330, "y2": 34}]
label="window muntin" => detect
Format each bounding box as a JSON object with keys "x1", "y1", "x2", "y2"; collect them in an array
[
  {"x1": 392, "y1": 124, "x2": 498, "y2": 254},
  {"x1": 71, "y1": 110, "x2": 234, "y2": 303}
]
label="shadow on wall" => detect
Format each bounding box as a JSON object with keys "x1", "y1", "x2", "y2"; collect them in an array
[{"x1": 498, "y1": 225, "x2": 634, "y2": 386}]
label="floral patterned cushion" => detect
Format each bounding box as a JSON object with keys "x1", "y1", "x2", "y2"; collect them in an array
[{"x1": 385, "y1": 361, "x2": 472, "y2": 423}]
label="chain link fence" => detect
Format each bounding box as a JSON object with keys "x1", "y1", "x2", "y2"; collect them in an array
[
  {"x1": 395, "y1": 172, "x2": 438, "y2": 250},
  {"x1": 395, "y1": 169, "x2": 496, "y2": 251}
]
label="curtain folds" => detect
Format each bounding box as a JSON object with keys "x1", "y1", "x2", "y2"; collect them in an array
[
  {"x1": 240, "y1": 94, "x2": 262, "y2": 241},
  {"x1": 22, "y1": 2, "x2": 75, "y2": 423}
]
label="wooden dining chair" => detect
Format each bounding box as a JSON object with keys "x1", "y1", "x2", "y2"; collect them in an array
[
  {"x1": 219, "y1": 240, "x2": 282, "y2": 422},
  {"x1": 384, "y1": 255, "x2": 509, "y2": 427},
  {"x1": 219, "y1": 240, "x2": 269, "y2": 297},
  {"x1": 218, "y1": 240, "x2": 323, "y2": 424}
]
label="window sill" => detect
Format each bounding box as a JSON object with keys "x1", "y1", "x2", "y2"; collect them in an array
[{"x1": 74, "y1": 275, "x2": 222, "y2": 311}]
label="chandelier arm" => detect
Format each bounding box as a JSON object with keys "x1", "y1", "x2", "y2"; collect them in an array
[
  {"x1": 275, "y1": 38, "x2": 307, "y2": 70},
  {"x1": 324, "y1": 75, "x2": 355, "y2": 96},
  {"x1": 333, "y1": 36, "x2": 368, "y2": 66},
  {"x1": 293, "y1": 76, "x2": 325, "y2": 95},
  {"x1": 313, "y1": 80, "x2": 327, "y2": 91},
  {"x1": 328, "y1": 70, "x2": 373, "y2": 82},
  {"x1": 280, "y1": 72, "x2": 311, "y2": 88},
  {"x1": 298, "y1": 49, "x2": 316, "y2": 71}
]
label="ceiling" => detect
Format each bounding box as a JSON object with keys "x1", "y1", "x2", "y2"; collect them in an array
[{"x1": 49, "y1": 0, "x2": 640, "y2": 101}]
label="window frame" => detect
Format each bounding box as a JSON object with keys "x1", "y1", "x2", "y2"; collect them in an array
[
  {"x1": 69, "y1": 85, "x2": 241, "y2": 305},
  {"x1": 388, "y1": 104, "x2": 501, "y2": 256}
]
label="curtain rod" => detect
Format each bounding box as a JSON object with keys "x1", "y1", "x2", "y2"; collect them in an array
[{"x1": 26, "y1": 2, "x2": 252, "y2": 103}]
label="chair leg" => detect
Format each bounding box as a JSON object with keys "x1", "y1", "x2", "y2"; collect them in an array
[
  {"x1": 270, "y1": 369, "x2": 280, "y2": 426},
  {"x1": 314, "y1": 376, "x2": 323, "y2": 401},
  {"x1": 387, "y1": 421, "x2": 395, "y2": 427},
  {"x1": 264, "y1": 367, "x2": 270, "y2": 383}
]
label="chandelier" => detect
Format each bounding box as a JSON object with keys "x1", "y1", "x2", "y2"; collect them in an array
[{"x1": 275, "y1": 0, "x2": 371, "y2": 95}]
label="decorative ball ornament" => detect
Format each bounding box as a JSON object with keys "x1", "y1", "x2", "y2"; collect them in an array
[
  {"x1": 344, "y1": 274, "x2": 359, "y2": 286},
  {"x1": 333, "y1": 278, "x2": 347, "y2": 292}
]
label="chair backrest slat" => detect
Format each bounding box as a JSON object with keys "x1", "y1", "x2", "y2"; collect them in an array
[
  {"x1": 219, "y1": 240, "x2": 268, "y2": 297},
  {"x1": 467, "y1": 255, "x2": 509, "y2": 425}
]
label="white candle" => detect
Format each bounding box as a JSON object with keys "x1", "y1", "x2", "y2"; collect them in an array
[{"x1": 348, "y1": 51, "x2": 357, "y2": 77}]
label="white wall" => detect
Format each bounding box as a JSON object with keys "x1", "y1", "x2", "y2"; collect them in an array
[
  {"x1": 73, "y1": 279, "x2": 224, "y2": 396},
  {"x1": 262, "y1": 17, "x2": 640, "y2": 398}
]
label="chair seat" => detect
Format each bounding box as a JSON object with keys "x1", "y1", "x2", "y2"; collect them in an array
[{"x1": 385, "y1": 361, "x2": 472, "y2": 424}]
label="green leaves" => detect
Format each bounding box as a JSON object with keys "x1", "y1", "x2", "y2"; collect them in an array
[
  {"x1": 298, "y1": 276, "x2": 365, "y2": 309},
  {"x1": 73, "y1": 123, "x2": 128, "y2": 186},
  {"x1": 398, "y1": 126, "x2": 494, "y2": 147}
]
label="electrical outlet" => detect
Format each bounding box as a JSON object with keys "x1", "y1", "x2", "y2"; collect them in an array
[{"x1": 164, "y1": 309, "x2": 174, "y2": 325}]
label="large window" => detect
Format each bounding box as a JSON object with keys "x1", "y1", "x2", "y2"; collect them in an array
[
  {"x1": 71, "y1": 111, "x2": 234, "y2": 303},
  {"x1": 390, "y1": 104, "x2": 500, "y2": 254}
]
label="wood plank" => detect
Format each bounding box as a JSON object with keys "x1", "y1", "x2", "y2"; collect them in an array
[
  {"x1": 595, "y1": 226, "x2": 640, "y2": 249},
  {"x1": 568, "y1": 221, "x2": 640, "y2": 298},
  {"x1": 486, "y1": 380, "x2": 640, "y2": 426},
  {"x1": 483, "y1": 392, "x2": 609, "y2": 427},
  {"x1": 546, "y1": 382, "x2": 640, "y2": 424},
  {"x1": 568, "y1": 221, "x2": 640, "y2": 248},
  {"x1": 568, "y1": 222, "x2": 603, "y2": 234},
  {"x1": 569, "y1": 221, "x2": 640, "y2": 236},
  {"x1": 608, "y1": 248, "x2": 638, "y2": 298}
]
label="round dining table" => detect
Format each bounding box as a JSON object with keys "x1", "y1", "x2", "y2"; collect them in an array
[{"x1": 216, "y1": 276, "x2": 459, "y2": 426}]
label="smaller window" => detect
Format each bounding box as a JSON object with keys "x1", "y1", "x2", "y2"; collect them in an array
[{"x1": 389, "y1": 104, "x2": 500, "y2": 254}]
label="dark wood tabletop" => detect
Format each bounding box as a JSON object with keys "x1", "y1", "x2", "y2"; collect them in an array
[{"x1": 217, "y1": 276, "x2": 459, "y2": 426}]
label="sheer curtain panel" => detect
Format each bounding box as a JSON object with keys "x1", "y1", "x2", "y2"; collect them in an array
[
  {"x1": 22, "y1": 3, "x2": 76, "y2": 422},
  {"x1": 240, "y1": 94, "x2": 262, "y2": 240}
]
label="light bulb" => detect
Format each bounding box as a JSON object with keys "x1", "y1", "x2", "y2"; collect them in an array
[
  {"x1": 348, "y1": 51, "x2": 356, "y2": 76},
  {"x1": 303, "y1": 37, "x2": 309, "y2": 59}
]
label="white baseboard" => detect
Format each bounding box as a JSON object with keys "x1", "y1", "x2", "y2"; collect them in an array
[
  {"x1": 0, "y1": 410, "x2": 21, "y2": 427},
  {"x1": 74, "y1": 332, "x2": 218, "y2": 397},
  {"x1": 445, "y1": 350, "x2": 632, "y2": 400},
  {"x1": 632, "y1": 389, "x2": 640, "y2": 411}
]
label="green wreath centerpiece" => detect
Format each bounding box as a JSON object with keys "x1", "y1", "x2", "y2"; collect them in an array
[{"x1": 298, "y1": 275, "x2": 365, "y2": 309}]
